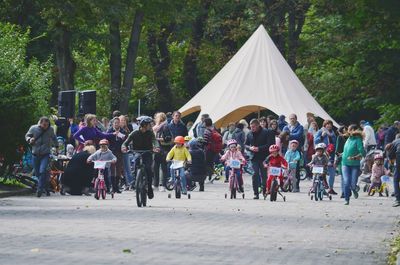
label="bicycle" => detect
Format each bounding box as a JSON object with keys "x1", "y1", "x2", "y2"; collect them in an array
[
  {"x1": 281, "y1": 167, "x2": 296, "y2": 192},
  {"x1": 131, "y1": 150, "x2": 153, "y2": 207},
  {"x1": 93, "y1": 160, "x2": 114, "y2": 200},
  {"x1": 368, "y1": 175, "x2": 390, "y2": 197},
  {"x1": 264, "y1": 166, "x2": 286, "y2": 202},
  {"x1": 224, "y1": 159, "x2": 245, "y2": 199},
  {"x1": 168, "y1": 160, "x2": 191, "y2": 199},
  {"x1": 308, "y1": 166, "x2": 332, "y2": 201},
  {"x1": 1, "y1": 163, "x2": 37, "y2": 192}
]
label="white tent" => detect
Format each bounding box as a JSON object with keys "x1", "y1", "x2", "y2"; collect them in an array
[{"x1": 179, "y1": 25, "x2": 339, "y2": 128}]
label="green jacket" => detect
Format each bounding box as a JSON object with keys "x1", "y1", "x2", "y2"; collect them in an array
[{"x1": 342, "y1": 134, "x2": 365, "y2": 166}]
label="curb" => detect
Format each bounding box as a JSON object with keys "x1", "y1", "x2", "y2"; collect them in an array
[{"x1": 0, "y1": 188, "x2": 33, "y2": 198}]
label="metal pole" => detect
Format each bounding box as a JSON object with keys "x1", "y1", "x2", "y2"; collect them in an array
[{"x1": 138, "y1": 99, "x2": 141, "y2": 117}]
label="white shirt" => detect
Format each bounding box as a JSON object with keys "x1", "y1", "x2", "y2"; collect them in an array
[{"x1": 363, "y1": 125, "x2": 377, "y2": 148}]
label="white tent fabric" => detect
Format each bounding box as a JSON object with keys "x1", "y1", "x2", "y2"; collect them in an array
[{"x1": 179, "y1": 25, "x2": 339, "y2": 128}]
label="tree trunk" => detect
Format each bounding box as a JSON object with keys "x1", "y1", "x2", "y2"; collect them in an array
[
  {"x1": 120, "y1": 10, "x2": 144, "y2": 114},
  {"x1": 109, "y1": 20, "x2": 122, "y2": 112},
  {"x1": 263, "y1": 0, "x2": 287, "y2": 56},
  {"x1": 183, "y1": 0, "x2": 212, "y2": 97},
  {"x1": 54, "y1": 24, "x2": 76, "y2": 91},
  {"x1": 147, "y1": 24, "x2": 175, "y2": 112}
]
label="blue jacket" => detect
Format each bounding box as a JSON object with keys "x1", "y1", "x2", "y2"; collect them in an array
[
  {"x1": 168, "y1": 120, "x2": 188, "y2": 138},
  {"x1": 283, "y1": 122, "x2": 305, "y2": 148},
  {"x1": 384, "y1": 125, "x2": 399, "y2": 147}
]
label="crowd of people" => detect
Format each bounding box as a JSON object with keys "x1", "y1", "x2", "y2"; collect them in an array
[{"x1": 24, "y1": 110, "x2": 400, "y2": 207}]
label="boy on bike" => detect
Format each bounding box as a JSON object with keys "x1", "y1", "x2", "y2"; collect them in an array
[
  {"x1": 121, "y1": 116, "x2": 159, "y2": 199},
  {"x1": 166, "y1": 136, "x2": 192, "y2": 194},
  {"x1": 307, "y1": 143, "x2": 329, "y2": 189},
  {"x1": 284, "y1": 140, "x2": 301, "y2": 192}
]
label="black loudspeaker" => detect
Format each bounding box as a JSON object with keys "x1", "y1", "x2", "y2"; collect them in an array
[
  {"x1": 79, "y1": 90, "x2": 96, "y2": 115},
  {"x1": 58, "y1": 90, "x2": 76, "y2": 118}
]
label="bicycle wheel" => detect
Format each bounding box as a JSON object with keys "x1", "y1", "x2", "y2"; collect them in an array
[
  {"x1": 175, "y1": 184, "x2": 181, "y2": 199},
  {"x1": 17, "y1": 174, "x2": 37, "y2": 191},
  {"x1": 136, "y1": 168, "x2": 144, "y2": 207},
  {"x1": 314, "y1": 182, "x2": 319, "y2": 201},
  {"x1": 141, "y1": 189, "x2": 147, "y2": 207},
  {"x1": 102, "y1": 189, "x2": 106, "y2": 199},
  {"x1": 231, "y1": 187, "x2": 236, "y2": 199},
  {"x1": 385, "y1": 187, "x2": 389, "y2": 197},
  {"x1": 299, "y1": 168, "x2": 307, "y2": 181},
  {"x1": 270, "y1": 180, "x2": 278, "y2": 201}
]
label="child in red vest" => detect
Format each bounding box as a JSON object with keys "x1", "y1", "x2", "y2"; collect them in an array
[{"x1": 264, "y1": 144, "x2": 288, "y2": 195}]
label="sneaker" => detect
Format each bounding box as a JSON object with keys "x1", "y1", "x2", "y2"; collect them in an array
[
  {"x1": 239, "y1": 186, "x2": 244, "y2": 193},
  {"x1": 253, "y1": 195, "x2": 259, "y2": 200},
  {"x1": 36, "y1": 191, "x2": 42, "y2": 198},
  {"x1": 392, "y1": 201, "x2": 400, "y2": 207},
  {"x1": 328, "y1": 189, "x2": 338, "y2": 195},
  {"x1": 344, "y1": 200, "x2": 349, "y2": 205},
  {"x1": 159, "y1": 186, "x2": 166, "y2": 192},
  {"x1": 124, "y1": 186, "x2": 130, "y2": 191},
  {"x1": 148, "y1": 187, "x2": 154, "y2": 199},
  {"x1": 199, "y1": 184, "x2": 204, "y2": 192},
  {"x1": 224, "y1": 179, "x2": 229, "y2": 183},
  {"x1": 340, "y1": 193, "x2": 344, "y2": 198},
  {"x1": 182, "y1": 191, "x2": 187, "y2": 195},
  {"x1": 353, "y1": 190, "x2": 359, "y2": 199}
]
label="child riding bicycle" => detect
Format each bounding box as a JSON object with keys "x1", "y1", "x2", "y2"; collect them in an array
[
  {"x1": 264, "y1": 144, "x2": 288, "y2": 195},
  {"x1": 220, "y1": 139, "x2": 246, "y2": 193},
  {"x1": 166, "y1": 136, "x2": 192, "y2": 194},
  {"x1": 307, "y1": 143, "x2": 329, "y2": 190},
  {"x1": 369, "y1": 154, "x2": 390, "y2": 196}
]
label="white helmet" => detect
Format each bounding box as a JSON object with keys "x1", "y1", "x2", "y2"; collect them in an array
[{"x1": 315, "y1": 143, "x2": 326, "y2": 150}]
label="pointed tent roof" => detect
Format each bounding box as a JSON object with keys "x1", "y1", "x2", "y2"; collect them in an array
[{"x1": 179, "y1": 25, "x2": 339, "y2": 128}]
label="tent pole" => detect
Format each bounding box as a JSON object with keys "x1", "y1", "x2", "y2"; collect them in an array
[{"x1": 257, "y1": 107, "x2": 260, "y2": 119}]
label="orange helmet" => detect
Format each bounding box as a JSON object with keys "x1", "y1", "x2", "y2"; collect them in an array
[
  {"x1": 174, "y1": 136, "x2": 185, "y2": 145},
  {"x1": 99, "y1": 139, "x2": 109, "y2": 145}
]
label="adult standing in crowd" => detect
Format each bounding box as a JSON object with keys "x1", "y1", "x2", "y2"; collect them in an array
[
  {"x1": 335, "y1": 125, "x2": 348, "y2": 198},
  {"x1": 232, "y1": 123, "x2": 246, "y2": 151},
  {"x1": 239, "y1": 119, "x2": 250, "y2": 139},
  {"x1": 73, "y1": 114, "x2": 116, "y2": 152},
  {"x1": 277, "y1": 115, "x2": 287, "y2": 131},
  {"x1": 222, "y1": 122, "x2": 236, "y2": 146},
  {"x1": 153, "y1": 112, "x2": 173, "y2": 191},
  {"x1": 341, "y1": 124, "x2": 365, "y2": 205},
  {"x1": 386, "y1": 135, "x2": 400, "y2": 207},
  {"x1": 194, "y1": 113, "x2": 209, "y2": 138},
  {"x1": 314, "y1": 119, "x2": 337, "y2": 195},
  {"x1": 119, "y1": 115, "x2": 134, "y2": 189},
  {"x1": 107, "y1": 117, "x2": 125, "y2": 193},
  {"x1": 283, "y1": 114, "x2": 305, "y2": 192},
  {"x1": 245, "y1": 119, "x2": 275, "y2": 199},
  {"x1": 108, "y1": 110, "x2": 122, "y2": 130},
  {"x1": 203, "y1": 118, "x2": 221, "y2": 180},
  {"x1": 360, "y1": 120, "x2": 377, "y2": 152},
  {"x1": 384, "y1": 121, "x2": 400, "y2": 147},
  {"x1": 168, "y1": 111, "x2": 188, "y2": 138},
  {"x1": 25, "y1": 117, "x2": 59, "y2": 197},
  {"x1": 259, "y1": 117, "x2": 268, "y2": 129}
]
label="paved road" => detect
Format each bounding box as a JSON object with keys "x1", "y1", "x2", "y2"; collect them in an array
[{"x1": 0, "y1": 175, "x2": 398, "y2": 265}]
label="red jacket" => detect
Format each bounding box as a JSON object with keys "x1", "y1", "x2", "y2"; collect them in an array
[{"x1": 266, "y1": 154, "x2": 288, "y2": 168}]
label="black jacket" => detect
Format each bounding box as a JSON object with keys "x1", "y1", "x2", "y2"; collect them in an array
[
  {"x1": 245, "y1": 127, "x2": 276, "y2": 161},
  {"x1": 62, "y1": 151, "x2": 94, "y2": 195}
]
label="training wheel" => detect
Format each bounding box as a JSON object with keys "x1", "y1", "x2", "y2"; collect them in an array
[
  {"x1": 188, "y1": 193, "x2": 191, "y2": 199},
  {"x1": 111, "y1": 193, "x2": 114, "y2": 199},
  {"x1": 283, "y1": 196, "x2": 286, "y2": 202},
  {"x1": 329, "y1": 195, "x2": 332, "y2": 200},
  {"x1": 224, "y1": 193, "x2": 227, "y2": 199},
  {"x1": 310, "y1": 195, "x2": 313, "y2": 200},
  {"x1": 168, "y1": 194, "x2": 171, "y2": 199},
  {"x1": 242, "y1": 193, "x2": 245, "y2": 199}
]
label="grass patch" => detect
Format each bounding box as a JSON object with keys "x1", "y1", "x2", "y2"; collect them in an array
[{"x1": 388, "y1": 233, "x2": 400, "y2": 265}]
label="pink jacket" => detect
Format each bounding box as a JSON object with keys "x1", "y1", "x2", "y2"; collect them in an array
[
  {"x1": 371, "y1": 163, "x2": 389, "y2": 183},
  {"x1": 220, "y1": 150, "x2": 246, "y2": 165}
]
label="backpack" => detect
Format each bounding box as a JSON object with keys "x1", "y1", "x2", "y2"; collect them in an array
[{"x1": 209, "y1": 129, "x2": 223, "y2": 153}]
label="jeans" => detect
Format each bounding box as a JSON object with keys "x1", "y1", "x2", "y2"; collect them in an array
[
  {"x1": 394, "y1": 152, "x2": 400, "y2": 202},
  {"x1": 32, "y1": 154, "x2": 50, "y2": 192},
  {"x1": 327, "y1": 165, "x2": 336, "y2": 189},
  {"x1": 122, "y1": 153, "x2": 134, "y2": 185},
  {"x1": 153, "y1": 151, "x2": 169, "y2": 187},
  {"x1": 251, "y1": 160, "x2": 267, "y2": 195},
  {"x1": 342, "y1": 165, "x2": 360, "y2": 201},
  {"x1": 170, "y1": 167, "x2": 186, "y2": 193}
]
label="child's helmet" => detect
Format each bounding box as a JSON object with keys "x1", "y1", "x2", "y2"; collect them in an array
[
  {"x1": 174, "y1": 136, "x2": 185, "y2": 145},
  {"x1": 374, "y1": 154, "x2": 383, "y2": 160},
  {"x1": 99, "y1": 139, "x2": 109, "y2": 145},
  {"x1": 138, "y1": 116, "x2": 153, "y2": 127},
  {"x1": 184, "y1": 136, "x2": 192, "y2": 142},
  {"x1": 289, "y1": 140, "x2": 299, "y2": 145},
  {"x1": 269, "y1": 144, "x2": 280, "y2": 152},
  {"x1": 226, "y1": 139, "x2": 237, "y2": 147},
  {"x1": 315, "y1": 143, "x2": 326, "y2": 150}
]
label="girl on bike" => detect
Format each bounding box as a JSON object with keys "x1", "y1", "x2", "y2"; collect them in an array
[
  {"x1": 369, "y1": 154, "x2": 390, "y2": 196},
  {"x1": 166, "y1": 136, "x2": 192, "y2": 194},
  {"x1": 220, "y1": 139, "x2": 246, "y2": 193},
  {"x1": 307, "y1": 143, "x2": 329, "y2": 189},
  {"x1": 264, "y1": 145, "x2": 288, "y2": 195}
]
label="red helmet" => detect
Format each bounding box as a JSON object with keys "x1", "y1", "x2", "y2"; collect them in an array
[
  {"x1": 374, "y1": 154, "x2": 383, "y2": 160},
  {"x1": 99, "y1": 139, "x2": 109, "y2": 145},
  {"x1": 174, "y1": 136, "x2": 185, "y2": 145},
  {"x1": 269, "y1": 144, "x2": 280, "y2": 152}
]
